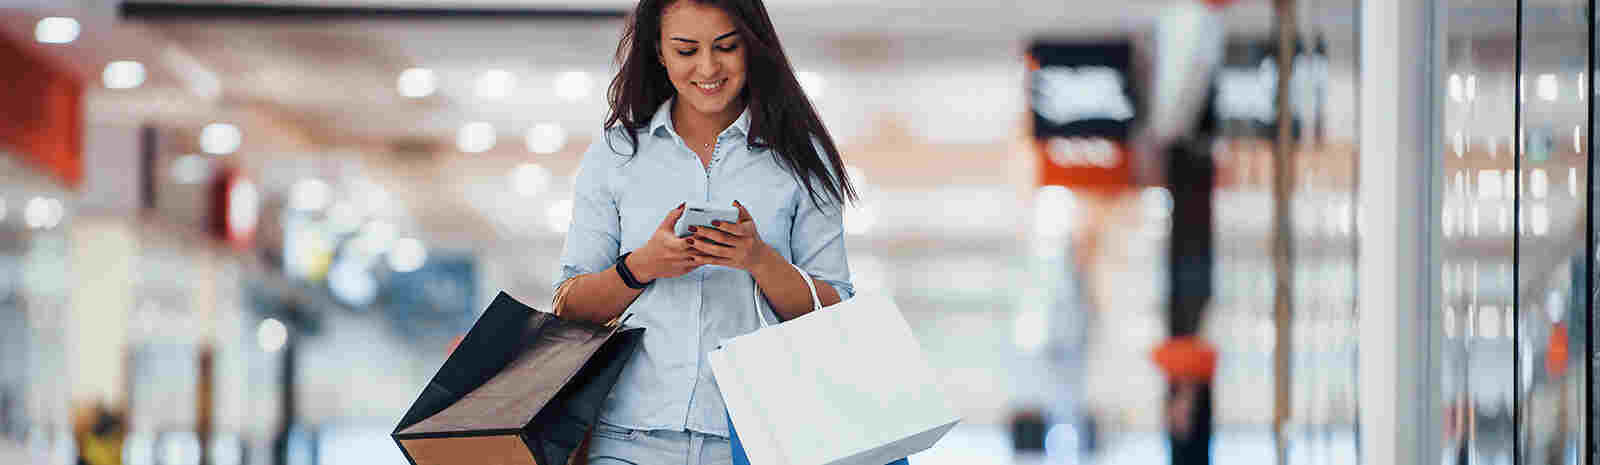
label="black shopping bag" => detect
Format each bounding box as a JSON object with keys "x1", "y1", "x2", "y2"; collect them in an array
[{"x1": 393, "y1": 291, "x2": 644, "y2": 465}]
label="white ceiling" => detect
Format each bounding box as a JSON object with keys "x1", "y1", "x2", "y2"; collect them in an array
[
  {"x1": 0, "y1": 0, "x2": 1317, "y2": 249},
  {"x1": 6, "y1": 0, "x2": 1285, "y2": 149},
  {"x1": 122, "y1": 0, "x2": 1271, "y2": 38}
]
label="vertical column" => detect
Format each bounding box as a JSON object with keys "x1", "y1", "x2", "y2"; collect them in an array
[
  {"x1": 1358, "y1": 0, "x2": 1438, "y2": 464},
  {"x1": 66, "y1": 219, "x2": 133, "y2": 409},
  {"x1": 1270, "y1": 2, "x2": 1297, "y2": 463}
]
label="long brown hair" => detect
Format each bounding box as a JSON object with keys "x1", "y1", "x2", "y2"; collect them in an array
[{"x1": 604, "y1": 0, "x2": 857, "y2": 207}]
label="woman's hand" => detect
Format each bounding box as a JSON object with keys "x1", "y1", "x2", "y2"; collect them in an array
[
  {"x1": 628, "y1": 203, "x2": 703, "y2": 282},
  {"x1": 687, "y1": 201, "x2": 781, "y2": 271}
]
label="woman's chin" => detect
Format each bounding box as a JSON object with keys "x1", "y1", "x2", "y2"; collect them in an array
[
  {"x1": 688, "y1": 100, "x2": 732, "y2": 116},
  {"x1": 678, "y1": 94, "x2": 739, "y2": 118}
]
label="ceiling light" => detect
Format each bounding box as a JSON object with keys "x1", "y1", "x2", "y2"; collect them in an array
[
  {"x1": 200, "y1": 123, "x2": 242, "y2": 155},
  {"x1": 35, "y1": 17, "x2": 79, "y2": 44},
  {"x1": 458, "y1": 122, "x2": 496, "y2": 153},
  {"x1": 397, "y1": 67, "x2": 436, "y2": 98},
  {"x1": 257, "y1": 318, "x2": 288, "y2": 353},
  {"x1": 103, "y1": 61, "x2": 146, "y2": 89},
  {"x1": 24, "y1": 197, "x2": 63, "y2": 230},
  {"x1": 554, "y1": 70, "x2": 591, "y2": 102},
  {"x1": 525, "y1": 123, "x2": 566, "y2": 154},
  {"x1": 388, "y1": 238, "x2": 427, "y2": 273}
]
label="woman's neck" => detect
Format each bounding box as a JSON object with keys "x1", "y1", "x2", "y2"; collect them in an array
[{"x1": 671, "y1": 96, "x2": 743, "y2": 142}]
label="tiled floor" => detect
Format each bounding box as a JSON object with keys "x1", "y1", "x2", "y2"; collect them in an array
[
  {"x1": 912, "y1": 424, "x2": 1358, "y2": 465},
  {"x1": 0, "y1": 423, "x2": 1361, "y2": 464}
]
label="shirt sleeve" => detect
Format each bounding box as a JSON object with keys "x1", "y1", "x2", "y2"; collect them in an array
[
  {"x1": 552, "y1": 133, "x2": 626, "y2": 293},
  {"x1": 788, "y1": 139, "x2": 855, "y2": 300}
]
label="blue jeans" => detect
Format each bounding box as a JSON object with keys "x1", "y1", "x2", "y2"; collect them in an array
[{"x1": 587, "y1": 421, "x2": 733, "y2": 465}]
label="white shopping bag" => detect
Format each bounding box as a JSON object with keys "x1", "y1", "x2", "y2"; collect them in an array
[{"x1": 709, "y1": 264, "x2": 961, "y2": 465}]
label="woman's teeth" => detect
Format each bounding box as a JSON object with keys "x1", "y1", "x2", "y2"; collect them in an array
[{"x1": 695, "y1": 79, "x2": 726, "y2": 91}]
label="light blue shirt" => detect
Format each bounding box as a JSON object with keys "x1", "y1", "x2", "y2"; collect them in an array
[{"x1": 555, "y1": 99, "x2": 854, "y2": 437}]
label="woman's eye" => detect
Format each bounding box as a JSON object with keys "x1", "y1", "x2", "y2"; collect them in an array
[
  {"x1": 676, "y1": 49, "x2": 696, "y2": 56},
  {"x1": 715, "y1": 44, "x2": 739, "y2": 52}
]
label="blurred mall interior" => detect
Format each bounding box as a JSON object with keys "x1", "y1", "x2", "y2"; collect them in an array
[{"x1": 0, "y1": 0, "x2": 1593, "y2": 464}]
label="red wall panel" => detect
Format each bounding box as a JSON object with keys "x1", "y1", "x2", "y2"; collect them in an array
[{"x1": 0, "y1": 34, "x2": 83, "y2": 187}]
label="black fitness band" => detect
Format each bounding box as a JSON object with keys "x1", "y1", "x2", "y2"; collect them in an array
[{"x1": 615, "y1": 251, "x2": 652, "y2": 289}]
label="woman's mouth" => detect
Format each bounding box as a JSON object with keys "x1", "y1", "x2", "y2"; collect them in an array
[{"x1": 692, "y1": 78, "x2": 727, "y2": 95}]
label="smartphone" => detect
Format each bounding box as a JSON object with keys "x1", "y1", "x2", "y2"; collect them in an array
[{"x1": 675, "y1": 202, "x2": 740, "y2": 238}]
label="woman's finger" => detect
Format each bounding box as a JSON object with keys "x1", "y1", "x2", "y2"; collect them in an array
[
  {"x1": 705, "y1": 221, "x2": 745, "y2": 238},
  {"x1": 733, "y1": 200, "x2": 754, "y2": 222},
  {"x1": 691, "y1": 225, "x2": 738, "y2": 244},
  {"x1": 657, "y1": 203, "x2": 687, "y2": 232},
  {"x1": 668, "y1": 236, "x2": 693, "y2": 251},
  {"x1": 691, "y1": 253, "x2": 731, "y2": 266},
  {"x1": 689, "y1": 240, "x2": 734, "y2": 258}
]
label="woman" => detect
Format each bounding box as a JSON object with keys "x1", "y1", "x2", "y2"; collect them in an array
[{"x1": 552, "y1": 0, "x2": 858, "y2": 462}]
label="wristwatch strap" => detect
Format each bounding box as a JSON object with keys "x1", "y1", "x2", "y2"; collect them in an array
[{"x1": 616, "y1": 251, "x2": 652, "y2": 289}]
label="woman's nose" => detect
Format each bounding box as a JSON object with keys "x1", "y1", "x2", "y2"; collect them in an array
[{"x1": 696, "y1": 53, "x2": 718, "y2": 74}]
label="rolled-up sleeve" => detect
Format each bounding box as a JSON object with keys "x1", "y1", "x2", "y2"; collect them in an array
[
  {"x1": 553, "y1": 137, "x2": 624, "y2": 293},
  {"x1": 788, "y1": 141, "x2": 854, "y2": 300}
]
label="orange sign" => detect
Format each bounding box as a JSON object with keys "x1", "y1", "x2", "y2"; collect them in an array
[{"x1": 1035, "y1": 136, "x2": 1133, "y2": 192}]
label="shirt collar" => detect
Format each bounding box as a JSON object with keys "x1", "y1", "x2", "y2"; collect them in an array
[
  {"x1": 647, "y1": 97, "x2": 752, "y2": 139},
  {"x1": 647, "y1": 98, "x2": 676, "y2": 137},
  {"x1": 729, "y1": 108, "x2": 751, "y2": 137}
]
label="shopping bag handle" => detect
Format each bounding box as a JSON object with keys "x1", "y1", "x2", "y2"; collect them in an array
[{"x1": 750, "y1": 263, "x2": 824, "y2": 329}]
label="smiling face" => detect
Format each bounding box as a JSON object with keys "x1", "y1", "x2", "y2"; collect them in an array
[{"x1": 658, "y1": 1, "x2": 747, "y2": 122}]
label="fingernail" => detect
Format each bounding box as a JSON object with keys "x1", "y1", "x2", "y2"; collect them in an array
[
  {"x1": 710, "y1": 221, "x2": 720, "y2": 226},
  {"x1": 688, "y1": 226, "x2": 698, "y2": 232},
  {"x1": 686, "y1": 238, "x2": 695, "y2": 244}
]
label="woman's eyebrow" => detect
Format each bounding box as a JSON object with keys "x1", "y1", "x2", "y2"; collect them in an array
[{"x1": 670, "y1": 30, "x2": 739, "y2": 44}]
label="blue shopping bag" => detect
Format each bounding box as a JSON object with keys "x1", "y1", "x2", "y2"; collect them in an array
[{"x1": 728, "y1": 411, "x2": 910, "y2": 465}]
